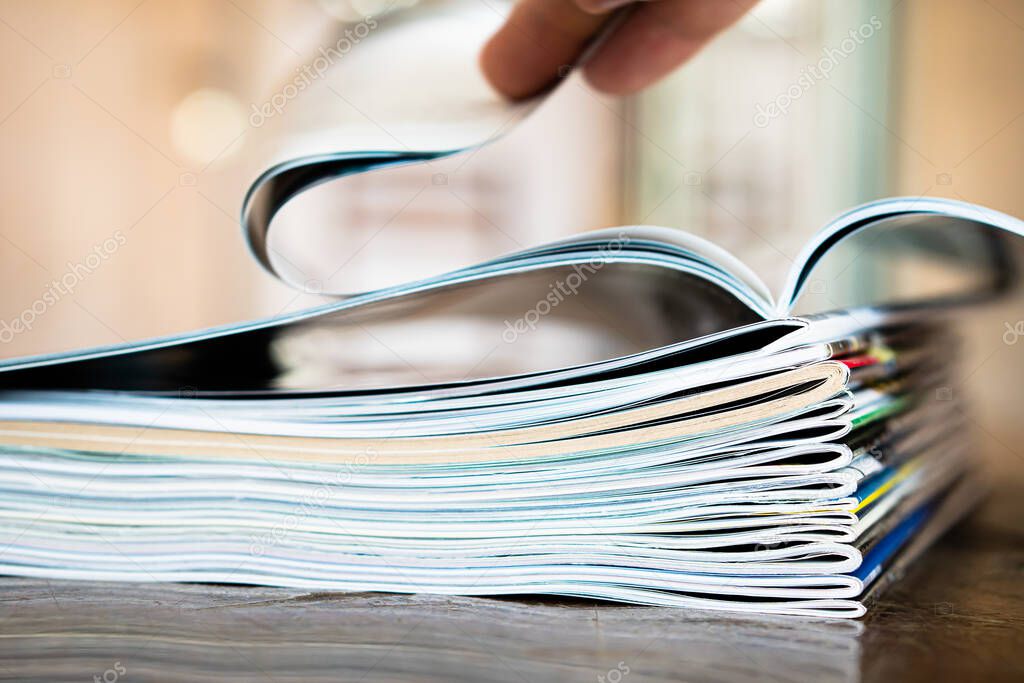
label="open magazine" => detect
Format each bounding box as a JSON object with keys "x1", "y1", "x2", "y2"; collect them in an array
[
  {"x1": 0, "y1": 196, "x2": 1019, "y2": 617},
  {"x1": 0, "y1": 2, "x2": 1022, "y2": 619}
]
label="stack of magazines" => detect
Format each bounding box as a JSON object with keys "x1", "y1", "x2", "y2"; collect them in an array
[{"x1": 0, "y1": 197, "x2": 1018, "y2": 618}]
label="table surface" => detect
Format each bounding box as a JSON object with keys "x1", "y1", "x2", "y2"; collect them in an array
[{"x1": 0, "y1": 483, "x2": 1020, "y2": 683}]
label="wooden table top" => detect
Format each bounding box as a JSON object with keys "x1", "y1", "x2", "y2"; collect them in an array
[{"x1": 0, "y1": 483, "x2": 1020, "y2": 682}]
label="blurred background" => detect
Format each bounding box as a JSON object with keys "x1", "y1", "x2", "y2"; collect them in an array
[{"x1": 0, "y1": 0, "x2": 1022, "y2": 481}]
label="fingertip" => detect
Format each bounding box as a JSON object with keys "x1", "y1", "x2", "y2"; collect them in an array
[
  {"x1": 479, "y1": 34, "x2": 536, "y2": 101},
  {"x1": 479, "y1": 0, "x2": 609, "y2": 101}
]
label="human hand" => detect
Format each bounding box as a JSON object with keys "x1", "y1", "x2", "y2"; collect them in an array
[{"x1": 480, "y1": 0, "x2": 758, "y2": 99}]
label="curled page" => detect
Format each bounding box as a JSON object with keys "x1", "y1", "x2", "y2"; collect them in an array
[{"x1": 240, "y1": 0, "x2": 542, "y2": 294}]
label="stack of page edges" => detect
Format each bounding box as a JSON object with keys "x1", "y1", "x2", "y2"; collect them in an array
[{"x1": 0, "y1": 316, "x2": 975, "y2": 618}]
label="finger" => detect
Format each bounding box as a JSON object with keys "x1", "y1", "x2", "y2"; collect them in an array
[
  {"x1": 480, "y1": 0, "x2": 608, "y2": 100},
  {"x1": 583, "y1": 0, "x2": 757, "y2": 95},
  {"x1": 574, "y1": 0, "x2": 635, "y2": 15}
]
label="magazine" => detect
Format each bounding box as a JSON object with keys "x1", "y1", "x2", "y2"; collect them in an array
[{"x1": 0, "y1": 0, "x2": 1020, "y2": 618}]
